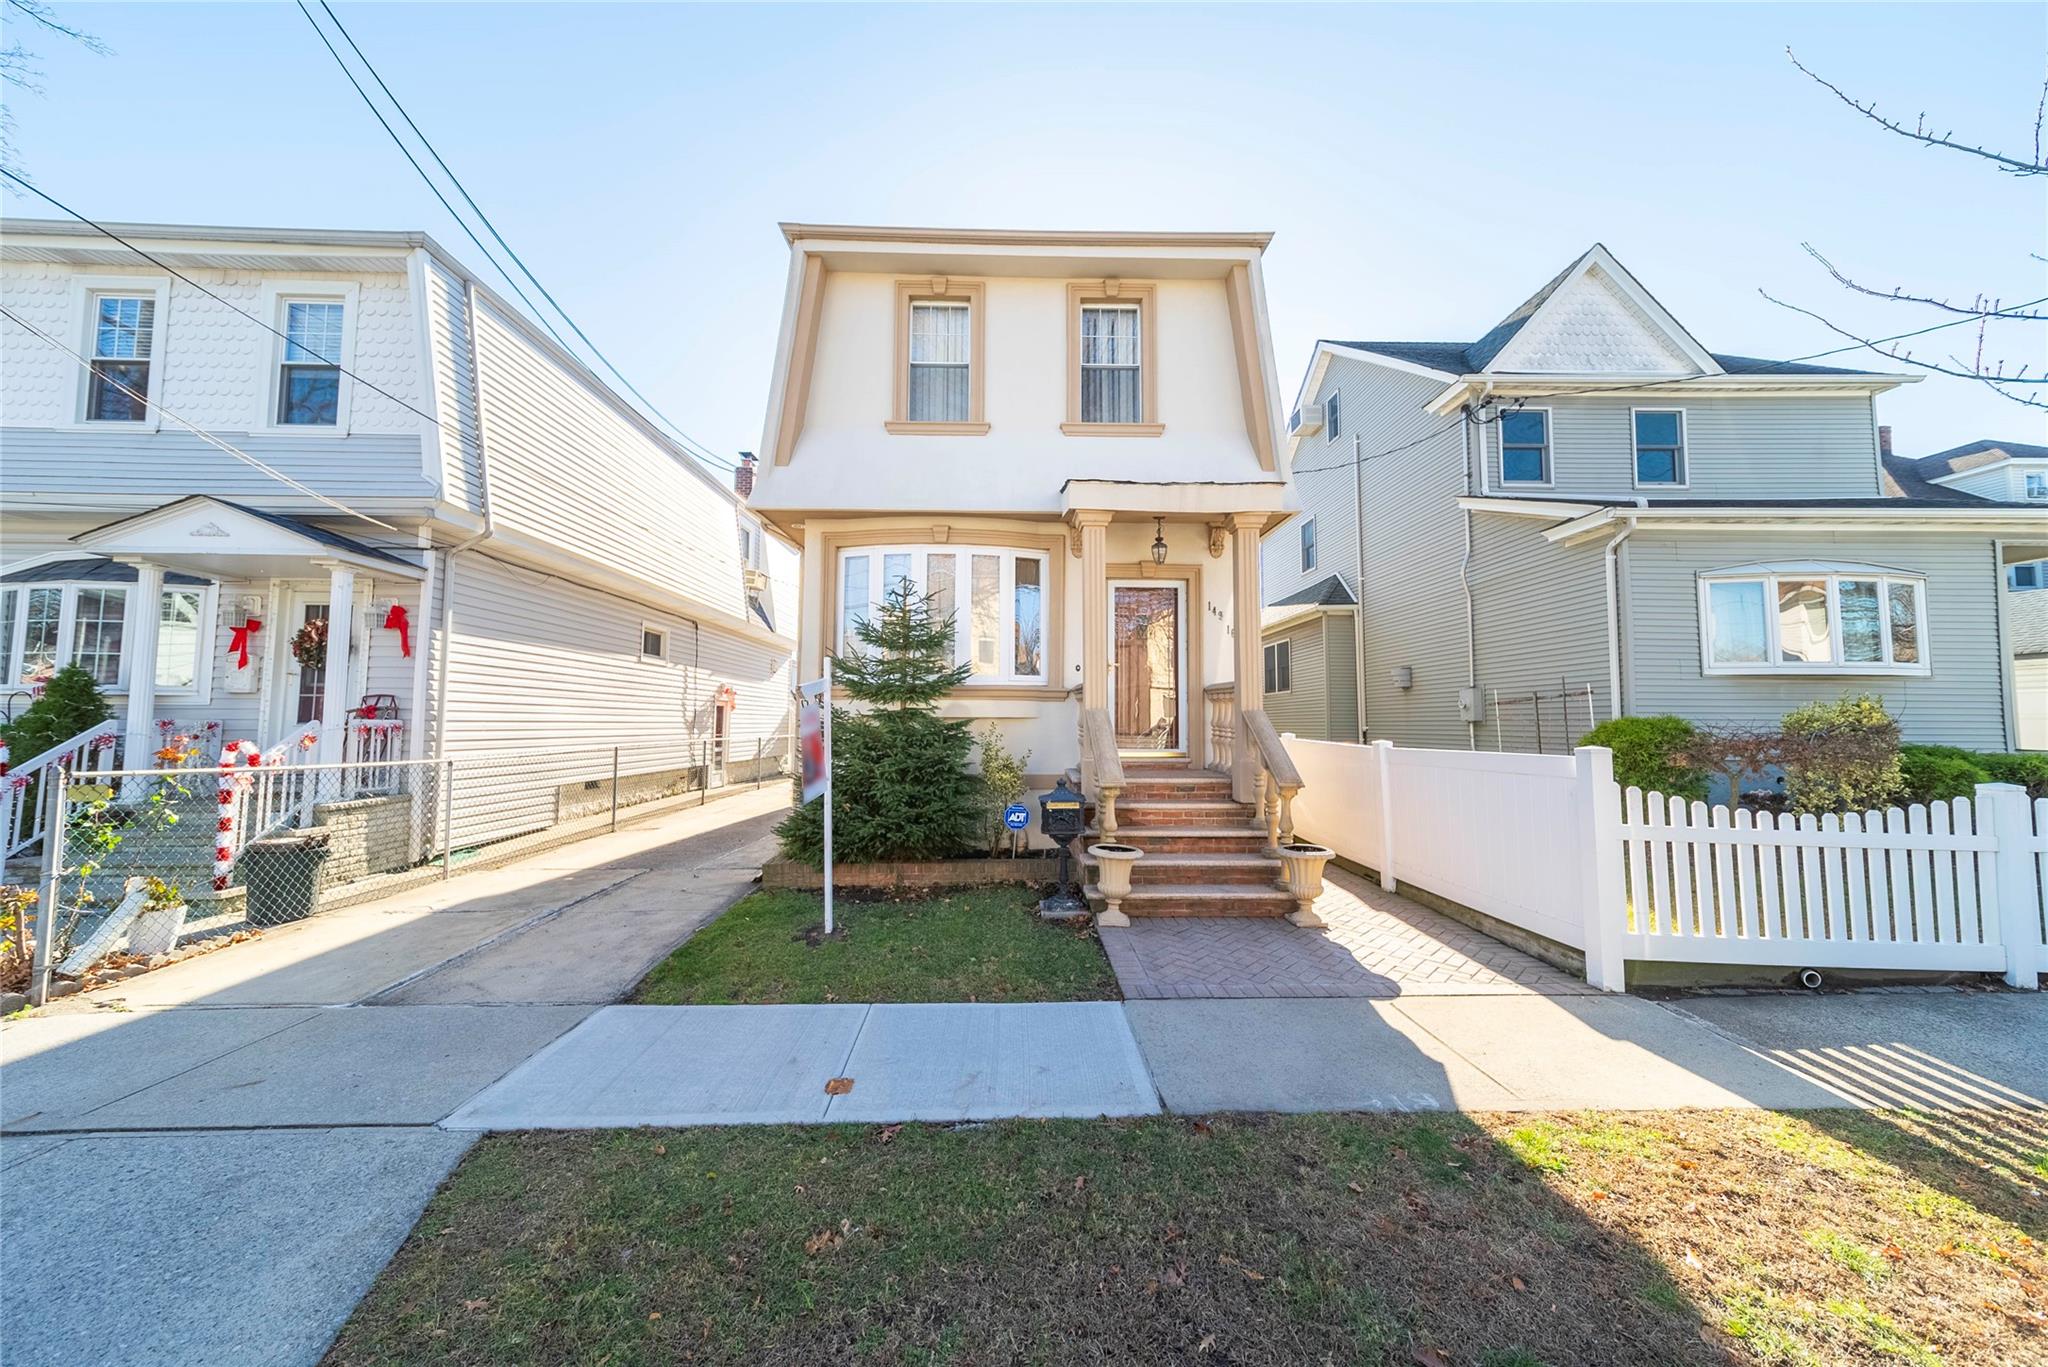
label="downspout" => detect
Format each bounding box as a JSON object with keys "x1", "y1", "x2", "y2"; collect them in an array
[
  {"x1": 1600, "y1": 516, "x2": 1636, "y2": 724},
  {"x1": 434, "y1": 280, "x2": 499, "y2": 758},
  {"x1": 1351, "y1": 431, "x2": 1367, "y2": 741},
  {"x1": 1460, "y1": 406, "x2": 1479, "y2": 749}
]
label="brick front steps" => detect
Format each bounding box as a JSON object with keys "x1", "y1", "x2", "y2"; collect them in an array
[{"x1": 1079, "y1": 760, "x2": 1295, "y2": 918}]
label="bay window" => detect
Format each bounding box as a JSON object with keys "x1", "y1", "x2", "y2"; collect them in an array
[
  {"x1": 837, "y1": 544, "x2": 1049, "y2": 685},
  {"x1": 1699, "y1": 565, "x2": 1928, "y2": 675},
  {"x1": 0, "y1": 574, "x2": 211, "y2": 693}
]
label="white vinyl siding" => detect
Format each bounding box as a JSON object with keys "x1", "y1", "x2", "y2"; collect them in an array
[
  {"x1": 1324, "y1": 389, "x2": 1341, "y2": 442},
  {"x1": 1300, "y1": 517, "x2": 1317, "y2": 572}
]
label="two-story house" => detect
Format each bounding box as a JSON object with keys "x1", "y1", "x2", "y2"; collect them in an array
[
  {"x1": 746, "y1": 224, "x2": 1311, "y2": 922},
  {"x1": 1, "y1": 217, "x2": 795, "y2": 855},
  {"x1": 1263, "y1": 245, "x2": 2045, "y2": 756}
]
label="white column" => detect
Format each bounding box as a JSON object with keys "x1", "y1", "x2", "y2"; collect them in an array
[
  {"x1": 120, "y1": 561, "x2": 165, "y2": 775},
  {"x1": 317, "y1": 563, "x2": 357, "y2": 766},
  {"x1": 1228, "y1": 512, "x2": 1267, "y2": 802},
  {"x1": 1576, "y1": 745, "x2": 1630, "y2": 993}
]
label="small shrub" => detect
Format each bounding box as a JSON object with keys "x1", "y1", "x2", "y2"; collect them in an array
[
  {"x1": 1578, "y1": 715, "x2": 1707, "y2": 800},
  {"x1": 1899, "y1": 745, "x2": 1991, "y2": 803},
  {"x1": 974, "y1": 724, "x2": 1031, "y2": 855},
  {"x1": 1781, "y1": 695, "x2": 1904, "y2": 815},
  {"x1": 0, "y1": 665, "x2": 112, "y2": 763},
  {"x1": 1980, "y1": 750, "x2": 2048, "y2": 800}
]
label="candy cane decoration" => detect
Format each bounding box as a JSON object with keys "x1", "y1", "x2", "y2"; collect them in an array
[{"x1": 213, "y1": 740, "x2": 261, "y2": 891}]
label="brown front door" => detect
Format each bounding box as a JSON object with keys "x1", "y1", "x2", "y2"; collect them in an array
[{"x1": 1111, "y1": 582, "x2": 1183, "y2": 753}]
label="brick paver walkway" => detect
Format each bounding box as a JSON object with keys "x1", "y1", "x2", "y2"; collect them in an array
[{"x1": 1101, "y1": 866, "x2": 1595, "y2": 999}]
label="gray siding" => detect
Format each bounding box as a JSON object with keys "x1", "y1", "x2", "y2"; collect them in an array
[
  {"x1": 1623, "y1": 530, "x2": 2009, "y2": 749},
  {"x1": 1468, "y1": 512, "x2": 1612, "y2": 752},
  {"x1": 0, "y1": 429, "x2": 433, "y2": 504},
  {"x1": 1482, "y1": 395, "x2": 1882, "y2": 500},
  {"x1": 423, "y1": 257, "x2": 484, "y2": 510},
  {"x1": 1263, "y1": 617, "x2": 1326, "y2": 740},
  {"x1": 1324, "y1": 612, "x2": 1359, "y2": 743}
]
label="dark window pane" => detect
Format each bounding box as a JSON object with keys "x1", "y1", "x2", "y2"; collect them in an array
[
  {"x1": 1503, "y1": 447, "x2": 1547, "y2": 482},
  {"x1": 1636, "y1": 449, "x2": 1679, "y2": 483},
  {"x1": 1500, "y1": 410, "x2": 1547, "y2": 446},
  {"x1": 88, "y1": 361, "x2": 150, "y2": 420},
  {"x1": 1634, "y1": 411, "x2": 1681, "y2": 447},
  {"x1": 279, "y1": 366, "x2": 340, "y2": 425}
]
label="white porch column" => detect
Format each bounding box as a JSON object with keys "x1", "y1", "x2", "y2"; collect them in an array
[
  {"x1": 316, "y1": 562, "x2": 357, "y2": 767},
  {"x1": 1229, "y1": 512, "x2": 1268, "y2": 802},
  {"x1": 119, "y1": 561, "x2": 165, "y2": 773},
  {"x1": 1075, "y1": 511, "x2": 1113, "y2": 713}
]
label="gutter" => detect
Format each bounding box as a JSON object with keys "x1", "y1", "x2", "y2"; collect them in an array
[
  {"x1": 1460, "y1": 408, "x2": 1479, "y2": 748},
  {"x1": 1352, "y1": 432, "x2": 1368, "y2": 742},
  {"x1": 1600, "y1": 521, "x2": 1635, "y2": 724}
]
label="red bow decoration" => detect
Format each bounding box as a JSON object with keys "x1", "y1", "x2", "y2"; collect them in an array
[
  {"x1": 383, "y1": 603, "x2": 411, "y2": 657},
  {"x1": 229, "y1": 618, "x2": 263, "y2": 669}
]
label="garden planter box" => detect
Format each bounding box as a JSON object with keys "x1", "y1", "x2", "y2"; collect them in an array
[{"x1": 760, "y1": 856, "x2": 1053, "y2": 892}]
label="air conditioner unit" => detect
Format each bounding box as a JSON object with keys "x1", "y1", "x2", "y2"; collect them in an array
[
  {"x1": 1290, "y1": 403, "x2": 1324, "y2": 437},
  {"x1": 743, "y1": 567, "x2": 770, "y2": 594}
]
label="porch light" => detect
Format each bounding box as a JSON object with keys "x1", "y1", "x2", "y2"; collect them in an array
[{"x1": 1150, "y1": 517, "x2": 1168, "y2": 566}]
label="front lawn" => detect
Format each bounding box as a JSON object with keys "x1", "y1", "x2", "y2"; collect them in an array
[
  {"x1": 631, "y1": 887, "x2": 1118, "y2": 1005},
  {"x1": 325, "y1": 1108, "x2": 2043, "y2": 1366}
]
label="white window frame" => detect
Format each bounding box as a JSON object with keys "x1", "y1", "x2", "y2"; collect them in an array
[
  {"x1": 1697, "y1": 564, "x2": 1931, "y2": 677},
  {"x1": 906, "y1": 299, "x2": 972, "y2": 424},
  {"x1": 1079, "y1": 303, "x2": 1144, "y2": 424},
  {"x1": 1264, "y1": 639, "x2": 1292, "y2": 694},
  {"x1": 835, "y1": 543, "x2": 1050, "y2": 686},
  {"x1": 1299, "y1": 517, "x2": 1318, "y2": 572},
  {"x1": 1630, "y1": 407, "x2": 1689, "y2": 489},
  {"x1": 2008, "y1": 559, "x2": 2045, "y2": 592},
  {"x1": 1324, "y1": 389, "x2": 1342, "y2": 443},
  {"x1": 69, "y1": 275, "x2": 171, "y2": 429},
  {"x1": 2026, "y1": 472, "x2": 2047, "y2": 500},
  {"x1": 0, "y1": 579, "x2": 216, "y2": 698},
  {"x1": 257, "y1": 280, "x2": 359, "y2": 435},
  {"x1": 1498, "y1": 405, "x2": 1554, "y2": 487},
  {"x1": 639, "y1": 624, "x2": 669, "y2": 661}
]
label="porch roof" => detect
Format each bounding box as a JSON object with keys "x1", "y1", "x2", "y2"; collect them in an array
[
  {"x1": 2, "y1": 557, "x2": 209, "y2": 587},
  {"x1": 74, "y1": 497, "x2": 423, "y2": 581}
]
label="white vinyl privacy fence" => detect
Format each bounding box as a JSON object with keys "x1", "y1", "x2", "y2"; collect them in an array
[{"x1": 1282, "y1": 736, "x2": 2047, "y2": 992}]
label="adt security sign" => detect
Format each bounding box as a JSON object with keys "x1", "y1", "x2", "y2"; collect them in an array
[{"x1": 1002, "y1": 803, "x2": 1031, "y2": 832}]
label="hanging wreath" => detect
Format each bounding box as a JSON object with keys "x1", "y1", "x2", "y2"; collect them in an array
[{"x1": 290, "y1": 617, "x2": 329, "y2": 670}]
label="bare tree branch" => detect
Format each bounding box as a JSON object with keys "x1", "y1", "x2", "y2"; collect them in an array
[
  {"x1": 1788, "y1": 47, "x2": 2048, "y2": 174},
  {"x1": 0, "y1": 1, "x2": 108, "y2": 178},
  {"x1": 1760, "y1": 289, "x2": 2048, "y2": 408},
  {"x1": 4, "y1": 1, "x2": 109, "y2": 55},
  {"x1": 1801, "y1": 243, "x2": 2046, "y2": 320}
]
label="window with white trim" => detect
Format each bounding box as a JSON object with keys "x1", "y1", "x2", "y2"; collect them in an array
[
  {"x1": 1324, "y1": 390, "x2": 1342, "y2": 443},
  {"x1": 837, "y1": 544, "x2": 1048, "y2": 684},
  {"x1": 87, "y1": 294, "x2": 155, "y2": 422},
  {"x1": 277, "y1": 299, "x2": 345, "y2": 426},
  {"x1": 0, "y1": 580, "x2": 210, "y2": 691},
  {"x1": 1499, "y1": 409, "x2": 1550, "y2": 484},
  {"x1": 2009, "y1": 560, "x2": 2045, "y2": 591},
  {"x1": 1080, "y1": 304, "x2": 1143, "y2": 423},
  {"x1": 1699, "y1": 567, "x2": 1927, "y2": 675},
  {"x1": 2027, "y1": 472, "x2": 2047, "y2": 500},
  {"x1": 1264, "y1": 640, "x2": 1291, "y2": 694},
  {"x1": 907, "y1": 301, "x2": 971, "y2": 422},
  {"x1": 1299, "y1": 517, "x2": 1318, "y2": 572},
  {"x1": 1633, "y1": 410, "x2": 1685, "y2": 485},
  {"x1": 640, "y1": 626, "x2": 668, "y2": 660}
]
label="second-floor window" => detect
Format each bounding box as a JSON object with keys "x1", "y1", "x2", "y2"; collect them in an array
[
  {"x1": 1633, "y1": 410, "x2": 1686, "y2": 486},
  {"x1": 1325, "y1": 390, "x2": 1342, "y2": 442},
  {"x1": 1300, "y1": 517, "x2": 1318, "y2": 572},
  {"x1": 2010, "y1": 560, "x2": 2045, "y2": 591},
  {"x1": 1500, "y1": 409, "x2": 1550, "y2": 484},
  {"x1": 907, "y1": 302, "x2": 971, "y2": 422},
  {"x1": 1080, "y1": 304, "x2": 1143, "y2": 423},
  {"x1": 2027, "y1": 473, "x2": 2047, "y2": 500},
  {"x1": 87, "y1": 294, "x2": 155, "y2": 422},
  {"x1": 278, "y1": 300, "x2": 344, "y2": 426}
]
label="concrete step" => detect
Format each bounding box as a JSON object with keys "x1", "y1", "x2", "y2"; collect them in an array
[
  {"x1": 1115, "y1": 799, "x2": 1257, "y2": 828},
  {"x1": 1088, "y1": 882, "x2": 1296, "y2": 918},
  {"x1": 1079, "y1": 850, "x2": 1281, "y2": 886},
  {"x1": 1086, "y1": 825, "x2": 1269, "y2": 854}
]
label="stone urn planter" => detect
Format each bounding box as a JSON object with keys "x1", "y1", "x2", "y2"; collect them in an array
[
  {"x1": 1274, "y1": 841, "x2": 1334, "y2": 929},
  {"x1": 1087, "y1": 842, "x2": 1145, "y2": 928},
  {"x1": 125, "y1": 896, "x2": 189, "y2": 958}
]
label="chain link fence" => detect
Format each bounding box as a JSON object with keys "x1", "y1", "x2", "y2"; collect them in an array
[{"x1": 6, "y1": 731, "x2": 793, "y2": 1005}]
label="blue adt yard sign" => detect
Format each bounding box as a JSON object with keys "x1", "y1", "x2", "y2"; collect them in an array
[{"x1": 1003, "y1": 803, "x2": 1031, "y2": 831}]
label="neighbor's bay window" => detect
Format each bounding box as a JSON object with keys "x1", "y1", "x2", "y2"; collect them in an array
[
  {"x1": 838, "y1": 544, "x2": 1048, "y2": 684},
  {"x1": 0, "y1": 579, "x2": 209, "y2": 691},
  {"x1": 87, "y1": 294, "x2": 156, "y2": 422},
  {"x1": 278, "y1": 299, "x2": 344, "y2": 425},
  {"x1": 1700, "y1": 565, "x2": 1927, "y2": 675}
]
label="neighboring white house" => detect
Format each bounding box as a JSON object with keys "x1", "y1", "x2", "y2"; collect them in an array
[
  {"x1": 746, "y1": 224, "x2": 1306, "y2": 919},
  {"x1": 1, "y1": 218, "x2": 795, "y2": 854}
]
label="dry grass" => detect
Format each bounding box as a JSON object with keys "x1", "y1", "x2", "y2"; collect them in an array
[{"x1": 325, "y1": 1108, "x2": 2044, "y2": 1366}]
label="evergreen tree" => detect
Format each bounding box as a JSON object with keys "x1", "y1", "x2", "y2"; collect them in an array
[
  {"x1": 777, "y1": 579, "x2": 983, "y2": 864},
  {"x1": 2, "y1": 665, "x2": 112, "y2": 762}
]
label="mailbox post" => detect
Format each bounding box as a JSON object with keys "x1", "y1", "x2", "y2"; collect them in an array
[{"x1": 1037, "y1": 779, "x2": 1088, "y2": 920}]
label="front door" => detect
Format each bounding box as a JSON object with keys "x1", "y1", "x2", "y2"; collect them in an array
[
  {"x1": 1110, "y1": 581, "x2": 1184, "y2": 754},
  {"x1": 276, "y1": 593, "x2": 330, "y2": 735}
]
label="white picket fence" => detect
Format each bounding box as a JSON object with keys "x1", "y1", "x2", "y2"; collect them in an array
[{"x1": 1281, "y1": 736, "x2": 2048, "y2": 992}]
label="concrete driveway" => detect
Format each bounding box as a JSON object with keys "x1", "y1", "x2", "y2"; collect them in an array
[{"x1": 0, "y1": 787, "x2": 787, "y2": 1367}]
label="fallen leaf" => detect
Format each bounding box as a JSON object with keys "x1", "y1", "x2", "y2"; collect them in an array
[
  {"x1": 804, "y1": 1228, "x2": 843, "y2": 1255},
  {"x1": 1511, "y1": 1275, "x2": 1529, "y2": 1293},
  {"x1": 461, "y1": 1298, "x2": 490, "y2": 1313},
  {"x1": 1162, "y1": 1222, "x2": 1185, "y2": 1244},
  {"x1": 1162, "y1": 1260, "x2": 1187, "y2": 1287},
  {"x1": 435, "y1": 1227, "x2": 454, "y2": 1236},
  {"x1": 1198, "y1": 1333, "x2": 1217, "y2": 1352},
  {"x1": 1412, "y1": 1348, "x2": 1452, "y2": 1367},
  {"x1": 824, "y1": 1077, "x2": 854, "y2": 1096},
  {"x1": 654, "y1": 1144, "x2": 667, "y2": 1156},
  {"x1": 1348, "y1": 1181, "x2": 1366, "y2": 1195},
  {"x1": 1882, "y1": 1243, "x2": 1905, "y2": 1261},
  {"x1": 1074, "y1": 1175, "x2": 1088, "y2": 1192},
  {"x1": 648, "y1": 1312, "x2": 662, "y2": 1322},
  {"x1": 1242, "y1": 1268, "x2": 1265, "y2": 1282},
  {"x1": 1682, "y1": 1250, "x2": 1703, "y2": 1270},
  {"x1": 876, "y1": 1124, "x2": 902, "y2": 1144},
  {"x1": 1676, "y1": 1159, "x2": 1697, "y2": 1170},
  {"x1": 1190, "y1": 1119, "x2": 1212, "y2": 1135}
]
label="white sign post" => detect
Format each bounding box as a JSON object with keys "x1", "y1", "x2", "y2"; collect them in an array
[{"x1": 798, "y1": 658, "x2": 834, "y2": 934}]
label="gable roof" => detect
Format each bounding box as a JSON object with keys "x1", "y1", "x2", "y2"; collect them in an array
[
  {"x1": 1881, "y1": 455, "x2": 1988, "y2": 502},
  {"x1": 1328, "y1": 339, "x2": 1878, "y2": 381},
  {"x1": 1271, "y1": 573, "x2": 1357, "y2": 608},
  {"x1": 1900, "y1": 439, "x2": 2048, "y2": 481}
]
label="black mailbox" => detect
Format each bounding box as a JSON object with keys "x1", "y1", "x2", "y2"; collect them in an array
[{"x1": 1039, "y1": 779, "x2": 1086, "y2": 842}]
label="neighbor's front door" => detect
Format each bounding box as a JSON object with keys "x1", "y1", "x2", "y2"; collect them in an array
[
  {"x1": 276, "y1": 593, "x2": 331, "y2": 734},
  {"x1": 1110, "y1": 581, "x2": 1184, "y2": 754}
]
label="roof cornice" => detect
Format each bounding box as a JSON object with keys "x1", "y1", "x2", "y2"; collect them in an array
[{"x1": 779, "y1": 223, "x2": 1274, "y2": 250}]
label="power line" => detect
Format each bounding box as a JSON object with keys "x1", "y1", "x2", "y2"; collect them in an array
[
  {"x1": 1, "y1": 304, "x2": 395, "y2": 529},
  {"x1": 298, "y1": 1, "x2": 739, "y2": 475},
  {"x1": 1, "y1": 167, "x2": 444, "y2": 429}
]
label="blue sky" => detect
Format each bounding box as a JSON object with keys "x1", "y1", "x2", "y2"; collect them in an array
[{"x1": 5, "y1": 2, "x2": 2042, "y2": 470}]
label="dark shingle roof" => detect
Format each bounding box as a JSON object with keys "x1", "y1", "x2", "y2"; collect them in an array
[
  {"x1": 1468, "y1": 493, "x2": 2042, "y2": 512},
  {"x1": 212, "y1": 500, "x2": 416, "y2": 566},
  {"x1": 1271, "y1": 574, "x2": 1357, "y2": 607},
  {"x1": 1, "y1": 558, "x2": 208, "y2": 586},
  {"x1": 1881, "y1": 455, "x2": 1985, "y2": 503},
  {"x1": 1898, "y1": 439, "x2": 2048, "y2": 481},
  {"x1": 1325, "y1": 340, "x2": 1876, "y2": 379}
]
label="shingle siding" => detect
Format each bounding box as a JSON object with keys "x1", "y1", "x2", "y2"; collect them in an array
[{"x1": 1622, "y1": 530, "x2": 2009, "y2": 748}]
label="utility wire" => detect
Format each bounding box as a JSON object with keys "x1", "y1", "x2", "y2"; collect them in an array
[
  {"x1": 299, "y1": 1, "x2": 739, "y2": 475},
  {"x1": 1, "y1": 304, "x2": 396, "y2": 529},
  {"x1": 1, "y1": 167, "x2": 444, "y2": 429}
]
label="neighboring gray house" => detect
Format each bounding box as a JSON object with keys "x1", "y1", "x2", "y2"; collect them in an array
[
  {"x1": 1262, "y1": 244, "x2": 2046, "y2": 755},
  {"x1": 1, "y1": 218, "x2": 796, "y2": 852},
  {"x1": 1260, "y1": 573, "x2": 1358, "y2": 742}
]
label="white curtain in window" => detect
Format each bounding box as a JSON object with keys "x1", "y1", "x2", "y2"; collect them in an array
[
  {"x1": 1080, "y1": 306, "x2": 1142, "y2": 422},
  {"x1": 908, "y1": 303, "x2": 970, "y2": 421},
  {"x1": 156, "y1": 590, "x2": 205, "y2": 689}
]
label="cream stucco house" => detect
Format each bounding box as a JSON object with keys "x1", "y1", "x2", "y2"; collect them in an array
[{"x1": 747, "y1": 224, "x2": 1311, "y2": 920}]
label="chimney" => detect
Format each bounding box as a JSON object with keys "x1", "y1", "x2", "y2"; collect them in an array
[
  {"x1": 1878, "y1": 426, "x2": 1893, "y2": 458},
  {"x1": 734, "y1": 451, "x2": 756, "y2": 499}
]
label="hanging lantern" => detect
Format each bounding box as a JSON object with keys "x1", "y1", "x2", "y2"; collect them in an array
[{"x1": 1150, "y1": 517, "x2": 1168, "y2": 566}]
